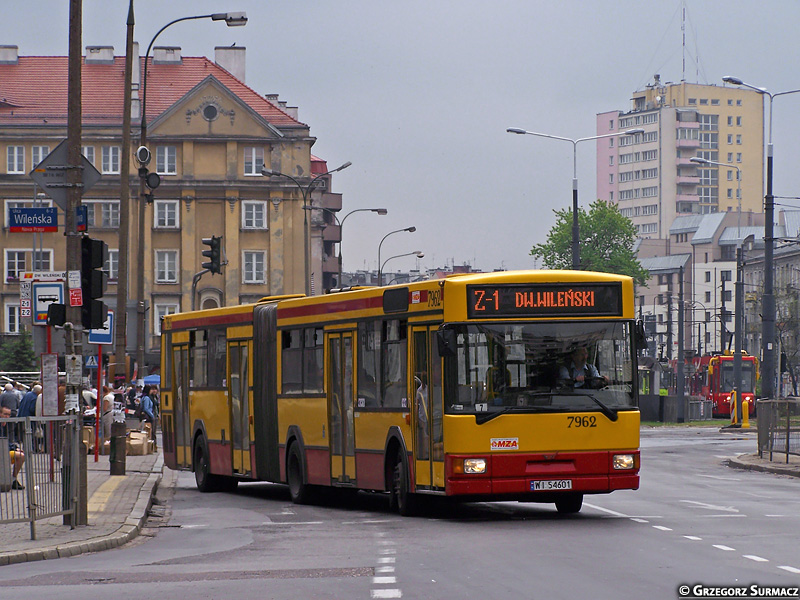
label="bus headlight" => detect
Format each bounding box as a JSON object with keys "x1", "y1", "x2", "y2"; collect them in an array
[
  {"x1": 613, "y1": 454, "x2": 635, "y2": 470},
  {"x1": 463, "y1": 458, "x2": 487, "y2": 474}
]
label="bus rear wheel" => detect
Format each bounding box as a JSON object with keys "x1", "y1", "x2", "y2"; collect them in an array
[
  {"x1": 194, "y1": 438, "x2": 219, "y2": 493},
  {"x1": 555, "y1": 493, "x2": 583, "y2": 514},
  {"x1": 287, "y1": 443, "x2": 312, "y2": 504},
  {"x1": 391, "y1": 454, "x2": 416, "y2": 516}
]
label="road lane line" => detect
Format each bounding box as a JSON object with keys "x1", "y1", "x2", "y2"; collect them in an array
[
  {"x1": 653, "y1": 525, "x2": 672, "y2": 531},
  {"x1": 583, "y1": 503, "x2": 629, "y2": 517},
  {"x1": 631, "y1": 518, "x2": 650, "y2": 523},
  {"x1": 713, "y1": 545, "x2": 736, "y2": 551},
  {"x1": 743, "y1": 555, "x2": 768, "y2": 562},
  {"x1": 371, "y1": 591, "x2": 402, "y2": 599},
  {"x1": 778, "y1": 566, "x2": 800, "y2": 574},
  {"x1": 684, "y1": 536, "x2": 702, "y2": 541}
]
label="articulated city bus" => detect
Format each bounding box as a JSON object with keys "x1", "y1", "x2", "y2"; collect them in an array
[{"x1": 160, "y1": 270, "x2": 642, "y2": 515}]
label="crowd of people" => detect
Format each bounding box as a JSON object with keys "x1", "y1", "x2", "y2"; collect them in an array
[{"x1": 0, "y1": 378, "x2": 160, "y2": 490}]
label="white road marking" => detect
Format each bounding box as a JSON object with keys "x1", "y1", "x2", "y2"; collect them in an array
[
  {"x1": 653, "y1": 525, "x2": 672, "y2": 531},
  {"x1": 778, "y1": 566, "x2": 800, "y2": 574},
  {"x1": 378, "y1": 557, "x2": 396, "y2": 564},
  {"x1": 697, "y1": 474, "x2": 741, "y2": 481},
  {"x1": 684, "y1": 536, "x2": 702, "y2": 541},
  {"x1": 713, "y1": 545, "x2": 736, "y2": 552},
  {"x1": 705, "y1": 514, "x2": 746, "y2": 518},
  {"x1": 630, "y1": 518, "x2": 650, "y2": 523},
  {"x1": 371, "y1": 591, "x2": 402, "y2": 599},
  {"x1": 380, "y1": 548, "x2": 396, "y2": 555},
  {"x1": 376, "y1": 566, "x2": 395, "y2": 574},
  {"x1": 743, "y1": 555, "x2": 768, "y2": 562},
  {"x1": 583, "y1": 503, "x2": 629, "y2": 517},
  {"x1": 680, "y1": 500, "x2": 739, "y2": 513},
  {"x1": 260, "y1": 521, "x2": 324, "y2": 526},
  {"x1": 374, "y1": 577, "x2": 397, "y2": 584}
]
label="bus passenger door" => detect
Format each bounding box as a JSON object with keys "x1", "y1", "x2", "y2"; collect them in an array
[
  {"x1": 228, "y1": 341, "x2": 251, "y2": 476},
  {"x1": 328, "y1": 331, "x2": 356, "y2": 485},
  {"x1": 411, "y1": 326, "x2": 445, "y2": 491},
  {"x1": 173, "y1": 345, "x2": 191, "y2": 467}
]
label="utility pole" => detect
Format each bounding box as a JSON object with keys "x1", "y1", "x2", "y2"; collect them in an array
[
  {"x1": 66, "y1": 0, "x2": 87, "y2": 526},
  {"x1": 720, "y1": 278, "x2": 728, "y2": 352},
  {"x1": 677, "y1": 266, "x2": 685, "y2": 423},
  {"x1": 114, "y1": 0, "x2": 134, "y2": 387}
]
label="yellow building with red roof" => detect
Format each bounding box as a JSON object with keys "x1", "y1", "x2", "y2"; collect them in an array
[{"x1": 0, "y1": 44, "x2": 344, "y2": 371}]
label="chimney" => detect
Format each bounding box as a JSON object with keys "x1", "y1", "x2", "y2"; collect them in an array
[
  {"x1": 131, "y1": 41, "x2": 140, "y2": 120},
  {"x1": 285, "y1": 106, "x2": 298, "y2": 120},
  {"x1": 153, "y1": 46, "x2": 181, "y2": 64},
  {"x1": 265, "y1": 94, "x2": 279, "y2": 104},
  {"x1": 85, "y1": 46, "x2": 115, "y2": 64},
  {"x1": 0, "y1": 45, "x2": 19, "y2": 64},
  {"x1": 215, "y1": 46, "x2": 246, "y2": 83}
]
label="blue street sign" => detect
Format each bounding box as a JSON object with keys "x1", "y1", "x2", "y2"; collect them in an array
[
  {"x1": 8, "y1": 207, "x2": 58, "y2": 232},
  {"x1": 88, "y1": 309, "x2": 114, "y2": 345}
]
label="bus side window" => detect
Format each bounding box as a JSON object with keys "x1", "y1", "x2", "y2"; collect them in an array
[{"x1": 381, "y1": 320, "x2": 407, "y2": 409}]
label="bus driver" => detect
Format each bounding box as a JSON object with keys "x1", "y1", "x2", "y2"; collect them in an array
[{"x1": 559, "y1": 346, "x2": 609, "y2": 389}]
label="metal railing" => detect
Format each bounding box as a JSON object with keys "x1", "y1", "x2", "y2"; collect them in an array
[
  {"x1": 0, "y1": 415, "x2": 80, "y2": 539},
  {"x1": 756, "y1": 397, "x2": 800, "y2": 463}
]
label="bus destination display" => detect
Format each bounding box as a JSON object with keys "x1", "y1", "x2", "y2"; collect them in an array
[{"x1": 467, "y1": 282, "x2": 623, "y2": 318}]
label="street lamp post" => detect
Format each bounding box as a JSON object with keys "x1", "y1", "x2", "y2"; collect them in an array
[
  {"x1": 262, "y1": 162, "x2": 351, "y2": 295},
  {"x1": 377, "y1": 227, "x2": 416, "y2": 285},
  {"x1": 722, "y1": 76, "x2": 800, "y2": 402},
  {"x1": 301, "y1": 206, "x2": 388, "y2": 288},
  {"x1": 136, "y1": 11, "x2": 247, "y2": 379},
  {"x1": 506, "y1": 127, "x2": 645, "y2": 269},
  {"x1": 733, "y1": 234, "x2": 756, "y2": 425},
  {"x1": 380, "y1": 251, "x2": 424, "y2": 282}
]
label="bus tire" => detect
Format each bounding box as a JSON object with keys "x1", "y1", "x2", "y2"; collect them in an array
[
  {"x1": 555, "y1": 493, "x2": 583, "y2": 514},
  {"x1": 193, "y1": 437, "x2": 219, "y2": 493},
  {"x1": 287, "y1": 443, "x2": 312, "y2": 504},
  {"x1": 392, "y1": 453, "x2": 416, "y2": 516}
]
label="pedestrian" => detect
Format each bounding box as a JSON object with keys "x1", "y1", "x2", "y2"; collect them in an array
[
  {"x1": 139, "y1": 385, "x2": 156, "y2": 440},
  {"x1": 0, "y1": 383, "x2": 19, "y2": 417},
  {"x1": 101, "y1": 385, "x2": 114, "y2": 440},
  {"x1": 0, "y1": 406, "x2": 25, "y2": 489},
  {"x1": 18, "y1": 384, "x2": 41, "y2": 418}
]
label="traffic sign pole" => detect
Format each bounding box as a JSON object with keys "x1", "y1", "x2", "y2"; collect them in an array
[{"x1": 95, "y1": 344, "x2": 102, "y2": 463}]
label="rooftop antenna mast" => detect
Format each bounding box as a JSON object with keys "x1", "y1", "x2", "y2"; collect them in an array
[{"x1": 681, "y1": 2, "x2": 686, "y2": 82}]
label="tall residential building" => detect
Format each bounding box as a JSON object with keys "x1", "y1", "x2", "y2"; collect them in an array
[
  {"x1": 0, "y1": 44, "x2": 344, "y2": 371},
  {"x1": 597, "y1": 76, "x2": 764, "y2": 240}
]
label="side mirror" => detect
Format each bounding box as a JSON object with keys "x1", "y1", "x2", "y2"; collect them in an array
[
  {"x1": 436, "y1": 328, "x2": 458, "y2": 357},
  {"x1": 635, "y1": 320, "x2": 647, "y2": 351}
]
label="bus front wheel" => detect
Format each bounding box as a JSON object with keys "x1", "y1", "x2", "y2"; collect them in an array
[{"x1": 555, "y1": 493, "x2": 583, "y2": 514}]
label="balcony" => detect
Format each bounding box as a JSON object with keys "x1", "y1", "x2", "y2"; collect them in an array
[
  {"x1": 676, "y1": 138, "x2": 700, "y2": 148},
  {"x1": 322, "y1": 224, "x2": 341, "y2": 243},
  {"x1": 676, "y1": 175, "x2": 699, "y2": 185}
]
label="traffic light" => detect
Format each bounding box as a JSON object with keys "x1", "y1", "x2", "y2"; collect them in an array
[
  {"x1": 202, "y1": 235, "x2": 222, "y2": 274},
  {"x1": 81, "y1": 236, "x2": 108, "y2": 329},
  {"x1": 47, "y1": 303, "x2": 66, "y2": 327}
]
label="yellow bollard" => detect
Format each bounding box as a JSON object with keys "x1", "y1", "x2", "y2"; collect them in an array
[{"x1": 742, "y1": 399, "x2": 750, "y2": 429}]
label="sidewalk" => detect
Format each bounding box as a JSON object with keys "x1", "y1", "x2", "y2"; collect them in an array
[
  {"x1": 727, "y1": 450, "x2": 800, "y2": 478},
  {"x1": 0, "y1": 445, "x2": 163, "y2": 566}
]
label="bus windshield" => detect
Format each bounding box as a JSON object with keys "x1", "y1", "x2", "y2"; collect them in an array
[{"x1": 444, "y1": 321, "x2": 636, "y2": 418}]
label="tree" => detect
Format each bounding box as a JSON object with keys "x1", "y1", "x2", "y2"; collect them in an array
[
  {"x1": 530, "y1": 199, "x2": 650, "y2": 286},
  {"x1": 0, "y1": 329, "x2": 37, "y2": 371}
]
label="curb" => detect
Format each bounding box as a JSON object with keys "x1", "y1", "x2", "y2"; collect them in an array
[
  {"x1": 0, "y1": 453, "x2": 164, "y2": 566},
  {"x1": 726, "y1": 454, "x2": 800, "y2": 478}
]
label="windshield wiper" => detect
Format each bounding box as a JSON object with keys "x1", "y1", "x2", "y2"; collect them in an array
[
  {"x1": 475, "y1": 407, "x2": 512, "y2": 425},
  {"x1": 583, "y1": 394, "x2": 619, "y2": 422}
]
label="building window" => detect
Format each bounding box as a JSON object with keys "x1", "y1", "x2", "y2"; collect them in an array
[
  {"x1": 242, "y1": 201, "x2": 267, "y2": 229},
  {"x1": 156, "y1": 146, "x2": 177, "y2": 175},
  {"x1": 736, "y1": 153, "x2": 742, "y2": 163},
  {"x1": 32, "y1": 249, "x2": 52, "y2": 271},
  {"x1": 688, "y1": 98, "x2": 697, "y2": 105},
  {"x1": 243, "y1": 251, "x2": 265, "y2": 283},
  {"x1": 4, "y1": 304, "x2": 20, "y2": 334},
  {"x1": 721, "y1": 270, "x2": 732, "y2": 281},
  {"x1": 243, "y1": 147, "x2": 264, "y2": 176},
  {"x1": 728, "y1": 99, "x2": 733, "y2": 106},
  {"x1": 609, "y1": 155, "x2": 614, "y2": 166},
  {"x1": 727, "y1": 188, "x2": 733, "y2": 199},
  {"x1": 6, "y1": 146, "x2": 24, "y2": 174},
  {"x1": 711, "y1": 99, "x2": 720, "y2": 106},
  {"x1": 727, "y1": 134, "x2": 733, "y2": 145},
  {"x1": 5, "y1": 250, "x2": 26, "y2": 281},
  {"x1": 101, "y1": 146, "x2": 120, "y2": 174},
  {"x1": 609, "y1": 191, "x2": 614, "y2": 201},
  {"x1": 727, "y1": 170, "x2": 734, "y2": 181},
  {"x1": 609, "y1": 174, "x2": 614, "y2": 184},
  {"x1": 154, "y1": 303, "x2": 179, "y2": 336},
  {"x1": 736, "y1": 116, "x2": 742, "y2": 126},
  {"x1": 727, "y1": 152, "x2": 733, "y2": 162},
  {"x1": 727, "y1": 116, "x2": 733, "y2": 126},
  {"x1": 609, "y1": 119, "x2": 614, "y2": 130},
  {"x1": 705, "y1": 291, "x2": 711, "y2": 303},
  {"x1": 100, "y1": 202, "x2": 120, "y2": 227},
  {"x1": 104, "y1": 249, "x2": 119, "y2": 281},
  {"x1": 82, "y1": 145, "x2": 95, "y2": 166},
  {"x1": 32, "y1": 146, "x2": 49, "y2": 167},
  {"x1": 736, "y1": 99, "x2": 742, "y2": 106},
  {"x1": 155, "y1": 250, "x2": 178, "y2": 283},
  {"x1": 154, "y1": 200, "x2": 179, "y2": 228},
  {"x1": 705, "y1": 271, "x2": 711, "y2": 282},
  {"x1": 736, "y1": 134, "x2": 742, "y2": 145}
]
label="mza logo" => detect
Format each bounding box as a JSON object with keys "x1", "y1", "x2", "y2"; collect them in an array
[{"x1": 490, "y1": 437, "x2": 519, "y2": 451}]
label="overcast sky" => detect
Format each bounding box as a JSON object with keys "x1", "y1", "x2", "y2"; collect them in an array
[{"x1": 4, "y1": 1, "x2": 800, "y2": 274}]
